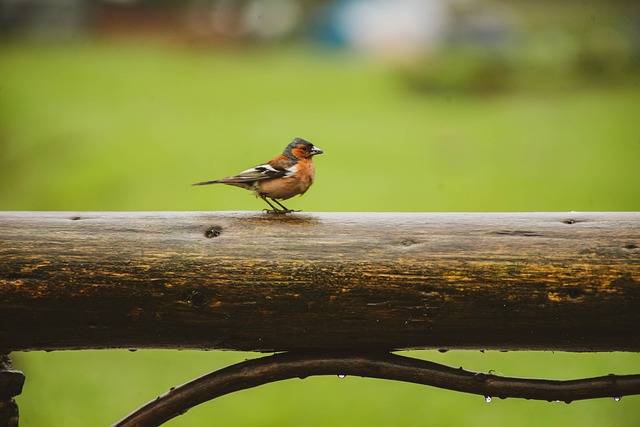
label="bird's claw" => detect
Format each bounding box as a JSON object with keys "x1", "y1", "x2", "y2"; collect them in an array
[
  {"x1": 262, "y1": 209, "x2": 300, "y2": 215},
  {"x1": 262, "y1": 208, "x2": 285, "y2": 215}
]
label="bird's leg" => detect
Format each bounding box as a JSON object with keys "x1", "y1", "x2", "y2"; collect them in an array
[
  {"x1": 271, "y1": 199, "x2": 300, "y2": 213},
  {"x1": 260, "y1": 196, "x2": 282, "y2": 214}
]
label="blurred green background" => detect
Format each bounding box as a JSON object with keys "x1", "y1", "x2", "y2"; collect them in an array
[{"x1": 1, "y1": 0, "x2": 639, "y2": 425}]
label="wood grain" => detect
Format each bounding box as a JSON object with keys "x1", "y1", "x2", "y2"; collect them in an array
[{"x1": 0, "y1": 211, "x2": 638, "y2": 352}]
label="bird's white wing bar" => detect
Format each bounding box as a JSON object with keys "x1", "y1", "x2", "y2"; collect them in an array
[
  {"x1": 240, "y1": 164, "x2": 279, "y2": 175},
  {"x1": 284, "y1": 164, "x2": 298, "y2": 177},
  {"x1": 210, "y1": 164, "x2": 287, "y2": 184}
]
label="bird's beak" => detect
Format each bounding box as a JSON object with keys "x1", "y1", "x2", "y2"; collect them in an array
[{"x1": 310, "y1": 146, "x2": 324, "y2": 156}]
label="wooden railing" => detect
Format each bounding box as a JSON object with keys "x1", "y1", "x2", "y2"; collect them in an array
[{"x1": 1, "y1": 211, "x2": 639, "y2": 426}]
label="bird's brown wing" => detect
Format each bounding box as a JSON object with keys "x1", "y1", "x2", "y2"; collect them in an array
[
  {"x1": 193, "y1": 155, "x2": 298, "y2": 186},
  {"x1": 193, "y1": 162, "x2": 289, "y2": 186},
  {"x1": 218, "y1": 165, "x2": 287, "y2": 183}
]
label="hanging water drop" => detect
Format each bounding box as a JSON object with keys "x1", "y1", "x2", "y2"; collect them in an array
[
  {"x1": 484, "y1": 396, "x2": 492, "y2": 403},
  {"x1": 338, "y1": 374, "x2": 346, "y2": 379},
  {"x1": 614, "y1": 396, "x2": 621, "y2": 402}
]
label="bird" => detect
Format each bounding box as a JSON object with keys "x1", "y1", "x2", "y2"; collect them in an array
[{"x1": 193, "y1": 138, "x2": 323, "y2": 213}]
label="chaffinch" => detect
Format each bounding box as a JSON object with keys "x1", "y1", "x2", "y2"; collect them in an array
[{"x1": 194, "y1": 137, "x2": 323, "y2": 213}]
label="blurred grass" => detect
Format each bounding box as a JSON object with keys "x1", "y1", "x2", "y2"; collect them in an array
[
  {"x1": 1, "y1": 40, "x2": 640, "y2": 426},
  {"x1": 1, "y1": 41, "x2": 639, "y2": 212}
]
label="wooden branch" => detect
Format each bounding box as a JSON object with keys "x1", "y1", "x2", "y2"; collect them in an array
[
  {"x1": 114, "y1": 351, "x2": 640, "y2": 427},
  {"x1": 0, "y1": 355, "x2": 24, "y2": 427},
  {"x1": 0, "y1": 211, "x2": 639, "y2": 352}
]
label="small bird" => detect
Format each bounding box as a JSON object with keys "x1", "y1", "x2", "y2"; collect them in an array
[{"x1": 193, "y1": 138, "x2": 323, "y2": 213}]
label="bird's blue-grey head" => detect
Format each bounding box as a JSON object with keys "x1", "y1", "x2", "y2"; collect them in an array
[{"x1": 283, "y1": 137, "x2": 324, "y2": 160}]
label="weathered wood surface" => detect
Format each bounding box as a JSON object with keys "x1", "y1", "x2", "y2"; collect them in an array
[
  {"x1": 0, "y1": 355, "x2": 23, "y2": 427},
  {"x1": 0, "y1": 211, "x2": 638, "y2": 352}
]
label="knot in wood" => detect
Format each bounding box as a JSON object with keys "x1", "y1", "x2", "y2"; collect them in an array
[{"x1": 204, "y1": 226, "x2": 223, "y2": 239}]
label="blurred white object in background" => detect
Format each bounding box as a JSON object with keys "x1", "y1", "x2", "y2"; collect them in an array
[
  {"x1": 186, "y1": 0, "x2": 302, "y2": 41},
  {"x1": 244, "y1": 0, "x2": 302, "y2": 40},
  {"x1": 339, "y1": 0, "x2": 449, "y2": 61}
]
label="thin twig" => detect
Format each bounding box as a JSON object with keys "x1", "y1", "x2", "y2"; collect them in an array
[{"x1": 114, "y1": 352, "x2": 640, "y2": 427}]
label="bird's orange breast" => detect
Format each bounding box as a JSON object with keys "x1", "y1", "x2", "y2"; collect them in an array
[
  {"x1": 256, "y1": 159, "x2": 315, "y2": 200},
  {"x1": 295, "y1": 158, "x2": 315, "y2": 188}
]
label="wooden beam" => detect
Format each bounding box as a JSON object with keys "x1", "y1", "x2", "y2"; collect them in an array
[{"x1": 0, "y1": 212, "x2": 638, "y2": 352}]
